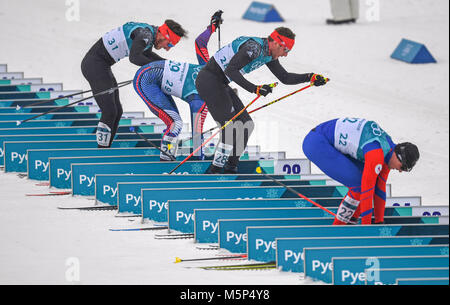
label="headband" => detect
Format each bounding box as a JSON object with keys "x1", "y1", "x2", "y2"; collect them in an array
[
  {"x1": 270, "y1": 30, "x2": 295, "y2": 51},
  {"x1": 158, "y1": 23, "x2": 181, "y2": 46}
]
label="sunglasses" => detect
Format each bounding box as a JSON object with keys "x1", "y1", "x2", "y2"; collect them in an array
[{"x1": 276, "y1": 41, "x2": 290, "y2": 53}]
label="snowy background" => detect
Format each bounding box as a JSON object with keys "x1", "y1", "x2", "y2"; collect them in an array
[{"x1": 0, "y1": 0, "x2": 448, "y2": 284}]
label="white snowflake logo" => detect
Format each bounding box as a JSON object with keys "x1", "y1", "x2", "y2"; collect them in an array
[
  {"x1": 190, "y1": 163, "x2": 204, "y2": 174},
  {"x1": 410, "y1": 239, "x2": 424, "y2": 245},
  {"x1": 440, "y1": 248, "x2": 449, "y2": 256},
  {"x1": 378, "y1": 227, "x2": 393, "y2": 237},
  {"x1": 266, "y1": 189, "x2": 280, "y2": 198},
  {"x1": 119, "y1": 142, "x2": 131, "y2": 147},
  {"x1": 294, "y1": 200, "x2": 308, "y2": 207}
]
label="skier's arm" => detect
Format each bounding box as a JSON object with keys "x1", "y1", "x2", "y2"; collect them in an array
[
  {"x1": 129, "y1": 27, "x2": 165, "y2": 66},
  {"x1": 359, "y1": 142, "x2": 385, "y2": 224},
  {"x1": 224, "y1": 40, "x2": 261, "y2": 93},
  {"x1": 266, "y1": 60, "x2": 312, "y2": 84},
  {"x1": 373, "y1": 166, "x2": 390, "y2": 223},
  {"x1": 195, "y1": 25, "x2": 215, "y2": 65}
]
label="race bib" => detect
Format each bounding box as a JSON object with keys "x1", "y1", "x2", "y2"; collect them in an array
[
  {"x1": 102, "y1": 26, "x2": 129, "y2": 62},
  {"x1": 213, "y1": 44, "x2": 235, "y2": 80},
  {"x1": 334, "y1": 118, "x2": 367, "y2": 158},
  {"x1": 161, "y1": 60, "x2": 188, "y2": 98}
]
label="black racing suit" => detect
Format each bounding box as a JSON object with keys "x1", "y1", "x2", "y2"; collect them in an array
[
  {"x1": 195, "y1": 38, "x2": 313, "y2": 169},
  {"x1": 81, "y1": 27, "x2": 164, "y2": 147}
]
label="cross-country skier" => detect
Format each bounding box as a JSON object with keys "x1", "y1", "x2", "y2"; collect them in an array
[
  {"x1": 195, "y1": 27, "x2": 329, "y2": 174},
  {"x1": 81, "y1": 20, "x2": 187, "y2": 148},
  {"x1": 133, "y1": 11, "x2": 224, "y2": 161},
  {"x1": 302, "y1": 117, "x2": 420, "y2": 225}
]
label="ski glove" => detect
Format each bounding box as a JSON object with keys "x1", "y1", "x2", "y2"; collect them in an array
[
  {"x1": 310, "y1": 74, "x2": 329, "y2": 86},
  {"x1": 255, "y1": 84, "x2": 273, "y2": 97},
  {"x1": 211, "y1": 10, "x2": 224, "y2": 32}
]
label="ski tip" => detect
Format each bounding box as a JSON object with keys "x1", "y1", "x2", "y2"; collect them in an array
[
  {"x1": 175, "y1": 257, "x2": 182, "y2": 264},
  {"x1": 16, "y1": 105, "x2": 21, "y2": 111},
  {"x1": 255, "y1": 166, "x2": 262, "y2": 174},
  {"x1": 16, "y1": 120, "x2": 22, "y2": 126}
]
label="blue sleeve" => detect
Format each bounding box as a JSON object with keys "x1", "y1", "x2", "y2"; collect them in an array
[
  {"x1": 195, "y1": 26, "x2": 214, "y2": 65},
  {"x1": 362, "y1": 141, "x2": 382, "y2": 155}
]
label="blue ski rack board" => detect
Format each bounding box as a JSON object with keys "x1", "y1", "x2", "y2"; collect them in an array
[
  {"x1": 49, "y1": 149, "x2": 276, "y2": 189},
  {"x1": 303, "y1": 245, "x2": 449, "y2": 284},
  {"x1": 3, "y1": 138, "x2": 162, "y2": 172},
  {"x1": 193, "y1": 207, "x2": 446, "y2": 243},
  {"x1": 0, "y1": 90, "x2": 82, "y2": 100},
  {"x1": 27, "y1": 147, "x2": 161, "y2": 180},
  {"x1": 218, "y1": 217, "x2": 449, "y2": 254},
  {"x1": 395, "y1": 277, "x2": 449, "y2": 285},
  {"x1": 140, "y1": 184, "x2": 396, "y2": 223},
  {"x1": 244, "y1": 223, "x2": 449, "y2": 262},
  {"x1": 174, "y1": 199, "x2": 427, "y2": 234},
  {"x1": 332, "y1": 255, "x2": 449, "y2": 285},
  {"x1": 0, "y1": 124, "x2": 165, "y2": 136},
  {"x1": 94, "y1": 173, "x2": 327, "y2": 205},
  {"x1": 117, "y1": 178, "x2": 339, "y2": 216},
  {"x1": 276, "y1": 235, "x2": 450, "y2": 273},
  {"x1": 0, "y1": 117, "x2": 173, "y2": 129},
  {"x1": 71, "y1": 158, "x2": 311, "y2": 196},
  {"x1": 365, "y1": 267, "x2": 449, "y2": 285},
  {"x1": 0, "y1": 132, "x2": 162, "y2": 168}
]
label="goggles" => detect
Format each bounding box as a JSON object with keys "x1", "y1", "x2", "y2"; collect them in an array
[
  {"x1": 270, "y1": 30, "x2": 295, "y2": 53},
  {"x1": 158, "y1": 23, "x2": 181, "y2": 48}
]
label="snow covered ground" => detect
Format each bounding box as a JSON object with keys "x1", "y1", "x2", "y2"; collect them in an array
[{"x1": 0, "y1": 0, "x2": 448, "y2": 285}]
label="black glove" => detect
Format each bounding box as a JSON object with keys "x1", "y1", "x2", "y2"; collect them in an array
[
  {"x1": 310, "y1": 73, "x2": 329, "y2": 86},
  {"x1": 211, "y1": 10, "x2": 224, "y2": 30},
  {"x1": 255, "y1": 84, "x2": 273, "y2": 97}
]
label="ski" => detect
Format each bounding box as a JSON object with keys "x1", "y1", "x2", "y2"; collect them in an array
[
  {"x1": 26, "y1": 191, "x2": 71, "y2": 196},
  {"x1": 154, "y1": 233, "x2": 194, "y2": 240},
  {"x1": 175, "y1": 254, "x2": 247, "y2": 263},
  {"x1": 35, "y1": 182, "x2": 50, "y2": 186},
  {"x1": 196, "y1": 245, "x2": 220, "y2": 251},
  {"x1": 109, "y1": 226, "x2": 168, "y2": 231},
  {"x1": 114, "y1": 214, "x2": 141, "y2": 218},
  {"x1": 57, "y1": 205, "x2": 117, "y2": 211},
  {"x1": 155, "y1": 232, "x2": 193, "y2": 237},
  {"x1": 197, "y1": 261, "x2": 276, "y2": 271}
]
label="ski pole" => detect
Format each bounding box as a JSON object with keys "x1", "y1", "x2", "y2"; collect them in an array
[
  {"x1": 255, "y1": 166, "x2": 337, "y2": 217},
  {"x1": 16, "y1": 80, "x2": 133, "y2": 125},
  {"x1": 16, "y1": 79, "x2": 133, "y2": 110},
  {"x1": 179, "y1": 83, "x2": 314, "y2": 144},
  {"x1": 129, "y1": 127, "x2": 176, "y2": 161},
  {"x1": 248, "y1": 83, "x2": 313, "y2": 114},
  {"x1": 168, "y1": 82, "x2": 278, "y2": 175},
  {"x1": 218, "y1": 24, "x2": 221, "y2": 49}
]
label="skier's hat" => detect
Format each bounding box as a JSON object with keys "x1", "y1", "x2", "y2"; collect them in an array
[
  {"x1": 394, "y1": 142, "x2": 419, "y2": 172},
  {"x1": 158, "y1": 22, "x2": 181, "y2": 47}
]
